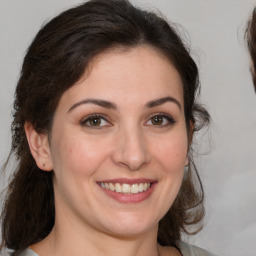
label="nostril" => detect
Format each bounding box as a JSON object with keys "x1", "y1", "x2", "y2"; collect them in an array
[{"x1": 111, "y1": 130, "x2": 150, "y2": 170}]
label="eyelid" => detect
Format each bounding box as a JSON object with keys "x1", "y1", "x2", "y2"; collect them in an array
[
  {"x1": 80, "y1": 113, "x2": 112, "y2": 128},
  {"x1": 145, "y1": 113, "x2": 176, "y2": 126}
]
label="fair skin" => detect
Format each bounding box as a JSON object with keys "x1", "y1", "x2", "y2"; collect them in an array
[{"x1": 25, "y1": 45, "x2": 190, "y2": 256}]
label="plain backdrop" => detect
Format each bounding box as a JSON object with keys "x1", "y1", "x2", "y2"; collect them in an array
[{"x1": 1, "y1": 1, "x2": 256, "y2": 256}]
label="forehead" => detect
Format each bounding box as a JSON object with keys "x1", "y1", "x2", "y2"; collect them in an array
[{"x1": 58, "y1": 45, "x2": 184, "y2": 110}]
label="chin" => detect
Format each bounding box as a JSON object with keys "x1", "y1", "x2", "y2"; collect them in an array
[{"x1": 101, "y1": 214, "x2": 159, "y2": 237}]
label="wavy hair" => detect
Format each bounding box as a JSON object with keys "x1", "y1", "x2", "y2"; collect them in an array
[{"x1": 245, "y1": 7, "x2": 256, "y2": 92}]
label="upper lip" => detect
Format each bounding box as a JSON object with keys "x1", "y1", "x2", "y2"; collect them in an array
[{"x1": 97, "y1": 178, "x2": 157, "y2": 184}]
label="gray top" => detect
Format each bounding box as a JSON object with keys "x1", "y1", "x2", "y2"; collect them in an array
[
  {"x1": 16, "y1": 241, "x2": 218, "y2": 256},
  {"x1": 177, "y1": 241, "x2": 218, "y2": 256},
  {"x1": 17, "y1": 249, "x2": 38, "y2": 256}
]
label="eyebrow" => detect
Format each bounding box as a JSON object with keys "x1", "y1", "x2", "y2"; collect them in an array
[
  {"x1": 68, "y1": 96, "x2": 181, "y2": 112},
  {"x1": 145, "y1": 96, "x2": 181, "y2": 110},
  {"x1": 68, "y1": 99, "x2": 117, "y2": 112}
]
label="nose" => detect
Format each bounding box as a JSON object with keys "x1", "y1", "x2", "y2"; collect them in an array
[{"x1": 111, "y1": 126, "x2": 150, "y2": 171}]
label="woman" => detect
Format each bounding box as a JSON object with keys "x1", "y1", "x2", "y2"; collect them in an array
[{"x1": 1, "y1": 0, "x2": 216, "y2": 255}]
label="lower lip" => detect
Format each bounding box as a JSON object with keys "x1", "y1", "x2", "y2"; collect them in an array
[{"x1": 99, "y1": 183, "x2": 156, "y2": 203}]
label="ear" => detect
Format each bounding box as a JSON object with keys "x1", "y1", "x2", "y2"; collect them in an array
[
  {"x1": 185, "y1": 121, "x2": 194, "y2": 166},
  {"x1": 24, "y1": 122, "x2": 53, "y2": 171}
]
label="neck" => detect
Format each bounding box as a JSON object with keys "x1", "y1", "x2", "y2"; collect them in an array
[{"x1": 31, "y1": 217, "x2": 160, "y2": 256}]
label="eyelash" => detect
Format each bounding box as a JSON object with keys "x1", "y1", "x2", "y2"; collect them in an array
[
  {"x1": 80, "y1": 114, "x2": 111, "y2": 128},
  {"x1": 145, "y1": 113, "x2": 176, "y2": 127},
  {"x1": 80, "y1": 113, "x2": 176, "y2": 128}
]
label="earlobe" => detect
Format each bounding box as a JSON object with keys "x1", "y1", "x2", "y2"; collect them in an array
[
  {"x1": 24, "y1": 122, "x2": 53, "y2": 171},
  {"x1": 185, "y1": 156, "x2": 189, "y2": 167},
  {"x1": 186, "y1": 121, "x2": 194, "y2": 166},
  {"x1": 188, "y1": 121, "x2": 194, "y2": 147}
]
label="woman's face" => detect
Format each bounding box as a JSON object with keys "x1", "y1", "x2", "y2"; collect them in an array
[{"x1": 47, "y1": 46, "x2": 189, "y2": 237}]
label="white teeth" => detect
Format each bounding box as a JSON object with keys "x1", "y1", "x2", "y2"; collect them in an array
[
  {"x1": 131, "y1": 184, "x2": 139, "y2": 194},
  {"x1": 115, "y1": 183, "x2": 122, "y2": 192},
  {"x1": 100, "y1": 182, "x2": 151, "y2": 194},
  {"x1": 138, "y1": 183, "x2": 144, "y2": 192},
  {"x1": 122, "y1": 183, "x2": 131, "y2": 193},
  {"x1": 109, "y1": 183, "x2": 115, "y2": 191}
]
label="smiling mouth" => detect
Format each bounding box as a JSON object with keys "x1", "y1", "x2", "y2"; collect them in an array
[{"x1": 99, "y1": 182, "x2": 152, "y2": 194}]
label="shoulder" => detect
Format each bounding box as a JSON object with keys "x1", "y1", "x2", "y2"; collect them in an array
[{"x1": 176, "y1": 241, "x2": 218, "y2": 256}]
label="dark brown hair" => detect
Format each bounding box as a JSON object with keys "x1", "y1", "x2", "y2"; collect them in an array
[
  {"x1": 246, "y1": 7, "x2": 256, "y2": 92},
  {"x1": 1, "y1": 0, "x2": 210, "y2": 252}
]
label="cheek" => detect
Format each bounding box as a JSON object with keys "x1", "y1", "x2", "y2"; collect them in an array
[
  {"x1": 51, "y1": 132, "x2": 110, "y2": 177},
  {"x1": 152, "y1": 133, "x2": 188, "y2": 172}
]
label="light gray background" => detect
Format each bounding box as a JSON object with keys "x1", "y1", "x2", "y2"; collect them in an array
[{"x1": 1, "y1": 1, "x2": 256, "y2": 256}]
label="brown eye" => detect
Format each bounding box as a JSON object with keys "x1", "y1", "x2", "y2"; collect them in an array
[
  {"x1": 146, "y1": 114, "x2": 175, "y2": 127},
  {"x1": 81, "y1": 115, "x2": 109, "y2": 128},
  {"x1": 88, "y1": 117, "x2": 102, "y2": 126},
  {"x1": 151, "y1": 116, "x2": 163, "y2": 125}
]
